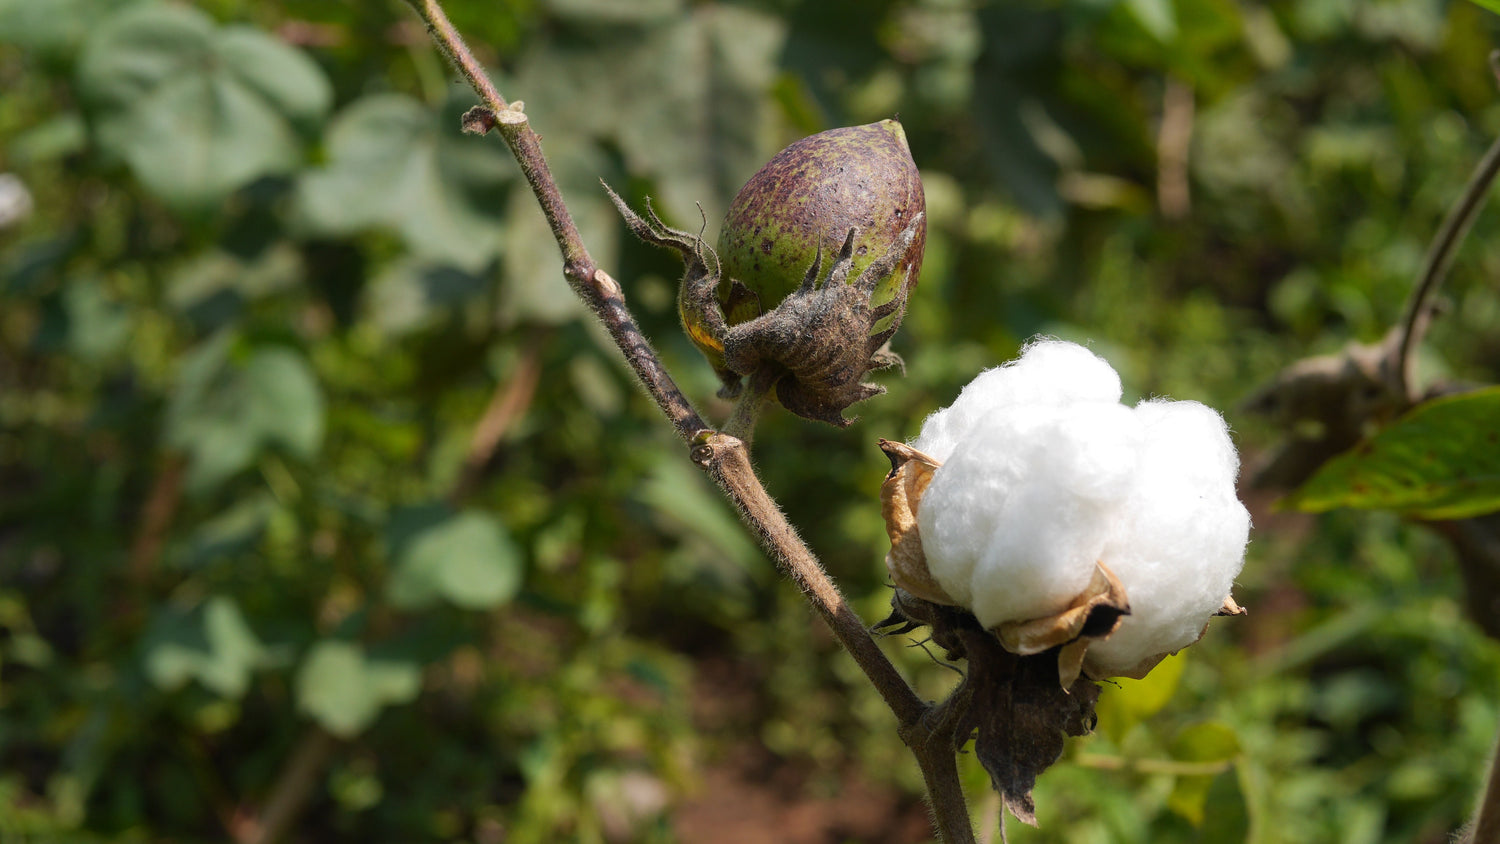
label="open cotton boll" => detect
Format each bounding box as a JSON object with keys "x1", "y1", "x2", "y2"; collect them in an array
[
  {"x1": 914, "y1": 338, "x2": 1122, "y2": 462},
  {"x1": 1086, "y1": 400, "x2": 1250, "y2": 674},
  {"x1": 906, "y1": 339, "x2": 1250, "y2": 677},
  {"x1": 919, "y1": 401, "x2": 1143, "y2": 626}
]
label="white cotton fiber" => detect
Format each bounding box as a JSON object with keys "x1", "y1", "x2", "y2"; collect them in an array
[
  {"x1": 911, "y1": 341, "x2": 1250, "y2": 675},
  {"x1": 1085, "y1": 400, "x2": 1250, "y2": 674},
  {"x1": 914, "y1": 338, "x2": 1122, "y2": 463}
]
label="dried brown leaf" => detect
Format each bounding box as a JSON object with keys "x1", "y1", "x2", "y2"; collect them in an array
[{"x1": 996, "y1": 561, "x2": 1130, "y2": 688}]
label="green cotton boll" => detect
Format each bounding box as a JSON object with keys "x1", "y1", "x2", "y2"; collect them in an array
[{"x1": 714, "y1": 119, "x2": 927, "y2": 337}]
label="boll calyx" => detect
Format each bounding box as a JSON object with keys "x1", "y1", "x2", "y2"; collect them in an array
[
  {"x1": 881, "y1": 339, "x2": 1250, "y2": 684},
  {"x1": 609, "y1": 120, "x2": 926, "y2": 426}
]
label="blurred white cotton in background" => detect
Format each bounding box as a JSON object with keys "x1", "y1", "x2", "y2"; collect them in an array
[
  {"x1": 911, "y1": 338, "x2": 1250, "y2": 676},
  {"x1": 0, "y1": 174, "x2": 34, "y2": 229}
]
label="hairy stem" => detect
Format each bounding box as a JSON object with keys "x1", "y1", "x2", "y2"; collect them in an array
[
  {"x1": 1470, "y1": 728, "x2": 1500, "y2": 844},
  {"x1": 720, "y1": 369, "x2": 777, "y2": 448},
  {"x1": 401, "y1": 0, "x2": 974, "y2": 837}
]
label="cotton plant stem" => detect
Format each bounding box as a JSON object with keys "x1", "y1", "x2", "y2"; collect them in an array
[
  {"x1": 241, "y1": 727, "x2": 339, "y2": 844},
  {"x1": 400, "y1": 0, "x2": 973, "y2": 839},
  {"x1": 450, "y1": 334, "x2": 547, "y2": 505},
  {"x1": 720, "y1": 369, "x2": 777, "y2": 448},
  {"x1": 1392, "y1": 122, "x2": 1500, "y2": 402},
  {"x1": 1471, "y1": 729, "x2": 1500, "y2": 844}
]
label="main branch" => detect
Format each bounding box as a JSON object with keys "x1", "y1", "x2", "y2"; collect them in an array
[{"x1": 400, "y1": 1, "x2": 972, "y2": 840}]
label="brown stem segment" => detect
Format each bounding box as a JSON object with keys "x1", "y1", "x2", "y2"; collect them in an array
[
  {"x1": 450, "y1": 333, "x2": 547, "y2": 505},
  {"x1": 402, "y1": 2, "x2": 975, "y2": 838},
  {"x1": 690, "y1": 432, "x2": 926, "y2": 725},
  {"x1": 239, "y1": 727, "x2": 339, "y2": 844},
  {"x1": 1392, "y1": 126, "x2": 1500, "y2": 402},
  {"x1": 1471, "y1": 728, "x2": 1500, "y2": 844}
]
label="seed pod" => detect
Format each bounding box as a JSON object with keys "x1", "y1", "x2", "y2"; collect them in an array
[
  {"x1": 715, "y1": 119, "x2": 926, "y2": 334},
  {"x1": 610, "y1": 119, "x2": 926, "y2": 420}
]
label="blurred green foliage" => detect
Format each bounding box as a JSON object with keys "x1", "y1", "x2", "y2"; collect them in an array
[{"x1": 2, "y1": 0, "x2": 1500, "y2": 842}]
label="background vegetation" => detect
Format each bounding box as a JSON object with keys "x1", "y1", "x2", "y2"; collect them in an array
[{"x1": 3, "y1": 0, "x2": 1500, "y2": 841}]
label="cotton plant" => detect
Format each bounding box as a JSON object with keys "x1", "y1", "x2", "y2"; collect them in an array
[{"x1": 401, "y1": 0, "x2": 1255, "y2": 833}]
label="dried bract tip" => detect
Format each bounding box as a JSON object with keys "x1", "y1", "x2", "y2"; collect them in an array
[
  {"x1": 878, "y1": 440, "x2": 955, "y2": 606},
  {"x1": 996, "y1": 562, "x2": 1131, "y2": 689}
]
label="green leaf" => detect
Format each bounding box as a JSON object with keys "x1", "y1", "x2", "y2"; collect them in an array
[
  {"x1": 1468, "y1": 0, "x2": 1500, "y2": 17},
  {"x1": 514, "y1": 6, "x2": 784, "y2": 223},
  {"x1": 499, "y1": 6, "x2": 783, "y2": 324},
  {"x1": 165, "y1": 336, "x2": 326, "y2": 491},
  {"x1": 143, "y1": 596, "x2": 272, "y2": 698},
  {"x1": 34, "y1": 277, "x2": 132, "y2": 362},
  {"x1": 1126, "y1": 0, "x2": 1178, "y2": 41},
  {"x1": 169, "y1": 492, "x2": 276, "y2": 570},
  {"x1": 295, "y1": 641, "x2": 422, "y2": 738},
  {"x1": 386, "y1": 506, "x2": 523, "y2": 611},
  {"x1": 545, "y1": 0, "x2": 682, "y2": 24},
  {"x1": 0, "y1": 0, "x2": 136, "y2": 51},
  {"x1": 294, "y1": 94, "x2": 513, "y2": 273},
  {"x1": 77, "y1": 3, "x2": 331, "y2": 209},
  {"x1": 1166, "y1": 722, "x2": 1243, "y2": 827},
  {"x1": 1285, "y1": 386, "x2": 1500, "y2": 519},
  {"x1": 167, "y1": 245, "x2": 303, "y2": 331},
  {"x1": 363, "y1": 258, "x2": 490, "y2": 337},
  {"x1": 1094, "y1": 650, "x2": 1187, "y2": 742}
]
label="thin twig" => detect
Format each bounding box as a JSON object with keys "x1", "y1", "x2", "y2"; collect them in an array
[
  {"x1": 238, "y1": 727, "x2": 339, "y2": 844},
  {"x1": 719, "y1": 368, "x2": 776, "y2": 448},
  {"x1": 1392, "y1": 121, "x2": 1500, "y2": 402},
  {"x1": 400, "y1": 1, "x2": 973, "y2": 838},
  {"x1": 1156, "y1": 77, "x2": 1194, "y2": 220},
  {"x1": 1073, "y1": 754, "x2": 1234, "y2": 777},
  {"x1": 450, "y1": 333, "x2": 547, "y2": 505},
  {"x1": 128, "y1": 452, "x2": 187, "y2": 583}
]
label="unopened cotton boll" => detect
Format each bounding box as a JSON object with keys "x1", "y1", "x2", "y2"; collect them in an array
[{"x1": 911, "y1": 339, "x2": 1250, "y2": 677}]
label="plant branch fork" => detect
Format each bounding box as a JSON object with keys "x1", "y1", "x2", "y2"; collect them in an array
[{"x1": 401, "y1": 0, "x2": 975, "y2": 839}]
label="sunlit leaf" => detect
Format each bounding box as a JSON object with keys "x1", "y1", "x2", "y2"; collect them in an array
[
  {"x1": 0, "y1": 0, "x2": 136, "y2": 51},
  {"x1": 295, "y1": 640, "x2": 422, "y2": 738},
  {"x1": 386, "y1": 506, "x2": 523, "y2": 611},
  {"x1": 1094, "y1": 650, "x2": 1186, "y2": 742},
  {"x1": 1166, "y1": 721, "x2": 1242, "y2": 825},
  {"x1": 514, "y1": 5, "x2": 784, "y2": 223},
  {"x1": 143, "y1": 596, "x2": 273, "y2": 698},
  {"x1": 77, "y1": 3, "x2": 331, "y2": 208},
  {"x1": 1470, "y1": 0, "x2": 1500, "y2": 17},
  {"x1": 544, "y1": 0, "x2": 681, "y2": 24},
  {"x1": 165, "y1": 336, "x2": 326, "y2": 491},
  {"x1": 1285, "y1": 387, "x2": 1500, "y2": 519},
  {"x1": 1126, "y1": 0, "x2": 1178, "y2": 41},
  {"x1": 294, "y1": 93, "x2": 513, "y2": 273},
  {"x1": 363, "y1": 258, "x2": 490, "y2": 336}
]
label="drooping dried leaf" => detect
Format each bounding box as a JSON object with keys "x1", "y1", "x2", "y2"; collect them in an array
[
  {"x1": 953, "y1": 627, "x2": 1100, "y2": 826},
  {"x1": 878, "y1": 439, "x2": 956, "y2": 605},
  {"x1": 996, "y1": 561, "x2": 1130, "y2": 688}
]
